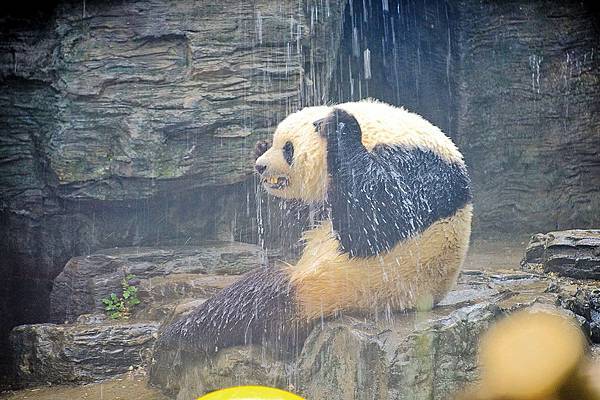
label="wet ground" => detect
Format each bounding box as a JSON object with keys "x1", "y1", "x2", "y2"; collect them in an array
[
  {"x1": 0, "y1": 235, "x2": 574, "y2": 400},
  {"x1": 463, "y1": 235, "x2": 531, "y2": 271},
  {"x1": 0, "y1": 371, "x2": 167, "y2": 400}
]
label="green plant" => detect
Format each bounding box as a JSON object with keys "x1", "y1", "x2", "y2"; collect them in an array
[{"x1": 101, "y1": 274, "x2": 141, "y2": 319}]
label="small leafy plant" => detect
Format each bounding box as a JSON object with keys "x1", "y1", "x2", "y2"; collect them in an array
[{"x1": 102, "y1": 274, "x2": 141, "y2": 319}]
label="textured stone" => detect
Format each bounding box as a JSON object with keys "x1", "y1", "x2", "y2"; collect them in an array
[
  {"x1": 330, "y1": 0, "x2": 460, "y2": 139},
  {"x1": 2, "y1": 1, "x2": 346, "y2": 201},
  {"x1": 132, "y1": 274, "x2": 240, "y2": 322},
  {"x1": 50, "y1": 243, "x2": 265, "y2": 323},
  {"x1": 455, "y1": 1, "x2": 600, "y2": 234},
  {"x1": 0, "y1": 0, "x2": 344, "y2": 370},
  {"x1": 522, "y1": 230, "x2": 600, "y2": 279},
  {"x1": 150, "y1": 270, "x2": 564, "y2": 399},
  {"x1": 556, "y1": 281, "x2": 600, "y2": 343},
  {"x1": 10, "y1": 321, "x2": 159, "y2": 385},
  {"x1": 172, "y1": 348, "x2": 291, "y2": 400}
]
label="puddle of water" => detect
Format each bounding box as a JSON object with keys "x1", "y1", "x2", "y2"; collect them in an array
[{"x1": 463, "y1": 236, "x2": 530, "y2": 271}]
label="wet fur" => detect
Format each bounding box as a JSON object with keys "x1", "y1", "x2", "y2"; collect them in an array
[
  {"x1": 287, "y1": 107, "x2": 472, "y2": 318},
  {"x1": 151, "y1": 99, "x2": 473, "y2": 387},
  {"x1": 290, "y1": 205, "x2": 472, "y2": 319},
  {"x1": 321, "y1": 108, "x2": 471, "y2": 257},
  {"x1": 150, "y1": 267, "x2": 310, "y2": 390}
]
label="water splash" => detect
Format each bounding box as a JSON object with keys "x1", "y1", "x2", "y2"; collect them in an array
[{"x1": 528, "y1": 54, "x2": 543, "y2": 94}]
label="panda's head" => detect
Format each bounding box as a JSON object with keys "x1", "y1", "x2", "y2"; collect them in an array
[{"x1": 254, "y1": 106, "x2": 331, "y2": 203}]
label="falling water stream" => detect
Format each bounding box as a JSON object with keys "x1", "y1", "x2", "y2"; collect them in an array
[{"x1": 1, "y1": 0, "x2": 599, "y2": 399}]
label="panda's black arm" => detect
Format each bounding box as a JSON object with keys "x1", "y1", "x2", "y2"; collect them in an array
[
  {"x1": 320, "y1": 108, "x2": 471, "y2": 258},
  {"x1": 318, "y1": 108, "x2": 405, "y2": 258}
]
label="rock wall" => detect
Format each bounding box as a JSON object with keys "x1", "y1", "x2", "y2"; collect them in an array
[
  {"x1": 455, "y1": 0, "x2": 600, "y2": 234},
  {"x1": 0, "y1": 0, "x2": 345, "y2": 377},
  {"x1": 330, "y1": 0, "x2": 460, "y2": 137},
  {"x1": 1, "y1": 0, "x2": 599, "y2": 382},
  {"x1": 1, "y1": 0, "x2": 344, "y2": 199}
]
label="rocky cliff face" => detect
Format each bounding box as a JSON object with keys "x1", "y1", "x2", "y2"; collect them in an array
[
  {"x1": 455, "y1": 0, "x2": 600, "y2": 233},
  {"x1": 0, "y1": 0, "x2": 345, "y2": 376},
  {"x1": 1, "y1": 0, "x2": 599, "y2": 382},
  {"x1": 2, "y1": 0, "x2": 344, "y2": 199}
]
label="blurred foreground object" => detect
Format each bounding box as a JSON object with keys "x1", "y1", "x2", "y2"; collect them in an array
[
  {"x1": 458, "y1": 308, "x2": 600, "y2": 400},
  {"x1": 198, "y1": 385, "x2": 304, "y2": 400}
]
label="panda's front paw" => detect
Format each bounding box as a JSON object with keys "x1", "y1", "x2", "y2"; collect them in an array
[{"x1": 254, "y1": 140, "x2": 271, "y2": 160}]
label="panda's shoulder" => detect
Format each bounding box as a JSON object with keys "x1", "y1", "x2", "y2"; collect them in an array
[
  {"x1": 336, "y1": 98, "x2": 405, "y2": 121},
  {"x1": 336, "y1": 100, "x2": 464, "y2": 166}
]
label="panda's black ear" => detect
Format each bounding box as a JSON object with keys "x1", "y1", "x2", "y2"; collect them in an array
[
  {"x1": 331, "y1": 108, "x2": 362, "y2": 140},
  {"x1": 312, "y1": 117, "x2": 328, "y2": 137},
  {"x1": 314, "y1": 108, "x2": 362, "y2": 143}
]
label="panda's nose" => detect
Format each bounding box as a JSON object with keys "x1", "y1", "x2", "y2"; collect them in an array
[{"x1": 255, "y1": 163, "x2": 267, "y2": 175}]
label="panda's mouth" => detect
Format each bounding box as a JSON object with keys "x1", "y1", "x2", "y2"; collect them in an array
[{"x1": 263, "y1": 175, "x2": 289, "y2": 190}]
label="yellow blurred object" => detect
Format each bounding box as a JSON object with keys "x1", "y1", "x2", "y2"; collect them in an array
[
  {"x1": 457, "y1": 307, "x2": 600, "y2": 400},
  {"x1": 197, "y1": 385, "x2": 305, "y2": 400}
]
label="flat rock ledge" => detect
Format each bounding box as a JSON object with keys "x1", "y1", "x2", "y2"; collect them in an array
[
  {"x1": 50, "y1": 243, "x2": 266, "y2": 323},
  {"x1": 522, "y1": 229, "x2": 600, "y2": 280},
  {"x1": 10, "y1": 242, "x2": 267, "y2": 388},
  {"x1": 151, "y1": 269, "x2": 600, "y2": 400}
]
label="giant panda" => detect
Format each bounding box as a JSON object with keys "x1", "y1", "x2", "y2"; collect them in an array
[{"x1": 150, "y1": 99, "x2": 472, "y2": 389}]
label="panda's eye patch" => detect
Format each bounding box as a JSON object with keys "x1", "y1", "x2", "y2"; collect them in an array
[{"x1": 283, "y1": 141, "x2": 294, "y2": 165}]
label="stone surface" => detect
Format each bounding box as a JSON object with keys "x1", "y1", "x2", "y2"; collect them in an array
[
  {"x1": 1, "y1": 1, "x2": 345, "y2": 200},
  {"x1": 10, "y1": 321, "x2": 159, "y2": 386},
  {"x1": 455, "y1": 1, "x2": 600, "y2": 234},
  {"x1": 330, "y1": 0, "x2": 460, "y2": 138},
  {"x1": 132, "y1": 274, "x2": 240, "y2": 322},
  {"x1": 50, "y1": 244, "x2": 263, "y2": 323},
  {"x1": 522, "y1": 230, "x2": 600, "y2": 280},
  {"x1": 0, "y1": 0, "x2": 343, "y2": 372},
  {"x1": 11, "y1": 267, "x2": 600, "y2": 391},
  {"x1": 555, "y1": 280, "x2": 600, "y2": 343},
  {"x1": 2, "y1": 0, "x2": 599, "y2": 381},
  {"x1": 151, "y1": 269, "x2": 577, "y2": 400}
]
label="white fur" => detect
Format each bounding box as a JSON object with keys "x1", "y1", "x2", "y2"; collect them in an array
[
  {"x1": 257, "y1": 99, "x2": 472, "y2": 319},
  {"x1": 256, "y1": 99, "x2": 465, "y2": 204}
]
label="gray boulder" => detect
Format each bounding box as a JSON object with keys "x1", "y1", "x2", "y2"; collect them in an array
[
  {"x1": 555, "y1": 280, "x2": 600, "y2": 343},
  {"x1": 151, "y1": 269, "x2": 565, "y2": 400},
  {"x1": 10, "y1": 321, "x2": 159, "y2": 385},
  {"x1": 522, "y1": 230, "x2": 600, "y2": 280},
  {"x1": 50, "y1": 243, "x2": 265, "y2": 323}
]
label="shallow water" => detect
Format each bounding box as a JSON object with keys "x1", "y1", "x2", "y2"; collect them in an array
[{"x1": 462, "y1": 235, "x2": 531, "y2": 272}]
